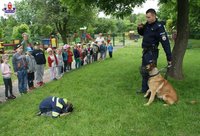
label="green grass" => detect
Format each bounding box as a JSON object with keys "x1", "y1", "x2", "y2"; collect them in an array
[
  {"x1": 0, "y1": 40, "x2": 200, "y2": 136},
  {"x1": 188, "y1": 39, "x2": 200, "y2": 48}
]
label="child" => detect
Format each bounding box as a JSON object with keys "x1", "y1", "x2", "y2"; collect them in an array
[
  {"x1": 67, "y1": 45, "x2": 73, "y2": 71},
  {"x1": 73, "y1": 44, "x2": 81, "y2": 69},
  {"x1": 32, "y1": 42, "x2": 46, "y2": 86},
  {"x1": 85, "y1": 44, "x2": 93, "y2": 64},
  {"x1": 107, "y1": 42, "x2": 113, "y2": 58},
  {"x1": 99, "y1": 41, "x2": 106, "y2": 60},
  {"x1": 62, "y1": 45, "x2": 68, "y2": 72},
  {"x1": 12, "y1": 44, "x2": 28, "y2": 95},
  {"x1": 47, "y1": 48, "x2": 58, "y2": 80},
  {"x1": 56, "y1": 48, "x2": 64, "y2": 78},
  {"x1": 1, "y1": 54, "x2": 16, "y2": 100},
  {"x1": 26, "y1": 47, "x2": 36, "y2": 91}
]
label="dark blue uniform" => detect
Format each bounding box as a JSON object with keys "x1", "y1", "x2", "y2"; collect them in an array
[
  {"x1": 137, "y1": 20, "x2": 172, "y2": 92},
  {"x1": 39, "y1": 96, "x2": 70, "y2": 117}
]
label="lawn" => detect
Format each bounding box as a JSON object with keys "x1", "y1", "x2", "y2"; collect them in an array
[{"x1": 0, "y1": 40, "x2": 200, "y2": 136}]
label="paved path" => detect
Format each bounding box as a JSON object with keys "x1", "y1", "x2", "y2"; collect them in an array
[{"x1": 0, "y1": 46, "x2": 123, "y2": 102}]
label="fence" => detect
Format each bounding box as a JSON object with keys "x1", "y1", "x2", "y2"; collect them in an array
[{"x1": 65, "y1": 32, "x2": 140, "y2": 47}]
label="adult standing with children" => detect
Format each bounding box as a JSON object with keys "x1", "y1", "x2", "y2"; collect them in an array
[
  {"x1": 95, "y1": 33, "x2": 105, "y2": 46},
  {"x1": 12, "y1": 44, "x2": 28, "y2": 95},
  {"x1": 137, "y1": 8, "x2": 172, "y2": 94},
  {"x1": 21, "y1": 33, "x2": 30, "y2": 54}
]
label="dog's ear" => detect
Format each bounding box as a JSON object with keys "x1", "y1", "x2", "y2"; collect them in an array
[
  {"x1": 146, "y1": 63, "x2": 156, "y2": 71},
  {"x1": 146, "y1": 64, "x2": 151, "y2": 70},
  {"x1": 151, "y1": 63, "x2": 156, "y2": 68}
]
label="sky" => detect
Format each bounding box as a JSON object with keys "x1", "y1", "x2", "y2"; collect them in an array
[
  {"x1": 1, "y1": 0, "x2": 159, "y2": 17},
  {"x1": 133, "y1": 0, "x2": 159, "y2": 14},
  {"x1": 98, "y1": 0, "x2": 159, "y2": 18}
]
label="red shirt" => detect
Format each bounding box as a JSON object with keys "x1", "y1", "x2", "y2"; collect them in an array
[{"x1": 48, "y1": 54, "x2": 58, "y2": 67}]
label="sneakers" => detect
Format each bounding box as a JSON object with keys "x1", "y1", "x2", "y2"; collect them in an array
[
  {"x1": 37, "y1": 82, "x2": 45, "y2": 86},
  {"x1": 40, "y1": 82, "x2": 45, "y2": 85},
  {"x1": 29, "y1": 86, "x2": 36, "y2": 90},
  {"x1": 11, "y1": 95, "x2": 16, "y2": 99},
  {"x1": 37, "y1": 82, "x2": 41, "y2": 86},
  {"x1": 32, "y1": 86, "x2": 36, "y2": 89},
  {"x1": 6, "y1": 95, "x2": 16, "y2": 100}
]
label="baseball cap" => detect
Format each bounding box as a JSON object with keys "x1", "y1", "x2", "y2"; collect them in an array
[
  {"x1": 15, "y1": 44, "x2": 22, "y2": 50},
  {"x1": 26, "y1": 47, "x2": 33, "y2": 52}
]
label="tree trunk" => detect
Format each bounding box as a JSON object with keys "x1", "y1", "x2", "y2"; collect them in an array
[
  {"x1": 54, "y1": 16, "x2": 69, "y2": 44},
  {"x1": 168, "y1": 0, "x2": 189, "y2": 80},
  {"x1": 55, "y1": 21, "x2": 68, "y2": 44},
  {"x1": 60, "y1": 32, "x2": 67, "y2": 44}
]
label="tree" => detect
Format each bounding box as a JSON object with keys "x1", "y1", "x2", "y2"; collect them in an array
[
  {"x1": 168, "y1": 0, "x2": 189, "y2": 79},
  {"x1": 40, "y1": 25, "x2": 53, "y2": 38},
  {"x1": 93, "y1": 18, "x2": 116, "y2": 34},
  {"x1": 67, "y1": 0, "x2": 189, "y2": 80},
  {"x1": 0, "y1": 16, "x2": 18, "y2": 43},
  {"x1": 0, "y1": 28, "x2": 3, "y2": 39},
  {"x1": 189, "y1": 0, "x2": 200, "y2": 39},
  {"x1": 14, "y1": 0, "x2": 97, "y2": 44},
  {"x1": 12, "y1": 24, "x2": 30, "y2": 40}
]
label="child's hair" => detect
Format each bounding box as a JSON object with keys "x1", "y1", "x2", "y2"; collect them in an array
[{"x1": 2, "y1": 54, "x2": 9, "y2": 60}]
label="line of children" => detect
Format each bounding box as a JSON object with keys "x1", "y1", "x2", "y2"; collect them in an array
[{"x1": 0, "y1": 41, "x2": 113, "y2": 101}]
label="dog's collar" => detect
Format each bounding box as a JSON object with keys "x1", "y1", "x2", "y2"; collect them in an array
[{"x1": 149, "y1": 71, "x2": 160, "y2": 78}]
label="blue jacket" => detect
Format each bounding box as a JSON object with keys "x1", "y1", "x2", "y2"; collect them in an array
[
  {"x1": 62, "y1": 52, "x2": 68, "y2": 61},
  {"x1": 39, "y1": 96, "x2": 68, "y2": 117},
  {"x1": 73, "y1": 49, "x2": 80, "y2": 59},
  {"x1": 107, "y1": 45, "x2": 113, "y2": 52},
  {"x1": 137, "y1": 20, "x2": 172, "y2": 61}
]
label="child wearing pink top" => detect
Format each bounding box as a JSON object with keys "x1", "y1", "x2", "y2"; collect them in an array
[{"x1": 1, "y1": 54, "x2": 16, "y2": 100}]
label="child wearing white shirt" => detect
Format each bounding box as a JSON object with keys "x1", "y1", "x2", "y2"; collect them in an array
[
  {"x1": 56, "y1": 48, "x2": 64, "y2": 78},
  {"x1": 47, "y1": 48, "x2": 58, "y2": 80},
  {"x1": 1, "y1": 54, "x2": 16, "y2": 100}
]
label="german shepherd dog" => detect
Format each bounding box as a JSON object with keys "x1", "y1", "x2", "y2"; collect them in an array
[{"x1": 144, "y1": 63, "x2": 178, "y2": 106}]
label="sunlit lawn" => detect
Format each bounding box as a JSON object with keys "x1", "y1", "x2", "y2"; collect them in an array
[{"x1": 0, "y1": 39, "x2": 199, "y2": 136}]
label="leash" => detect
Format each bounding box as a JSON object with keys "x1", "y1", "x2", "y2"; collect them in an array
[{"x1": 159, "y1": 64, "x2": 172, "y2": 79}]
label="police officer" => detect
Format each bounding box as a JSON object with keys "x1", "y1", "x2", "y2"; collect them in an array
[
  {"x1": 137, "y1": 8, "x2": 172, "y2": 93},
  {"x1": 37, "y1": 96, "x2": 73, "y2": 118}
]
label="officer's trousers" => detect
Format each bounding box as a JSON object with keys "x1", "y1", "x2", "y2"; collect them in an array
[{"x1": 141, "y1": 49, "x2": 158, "y2": 92}]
